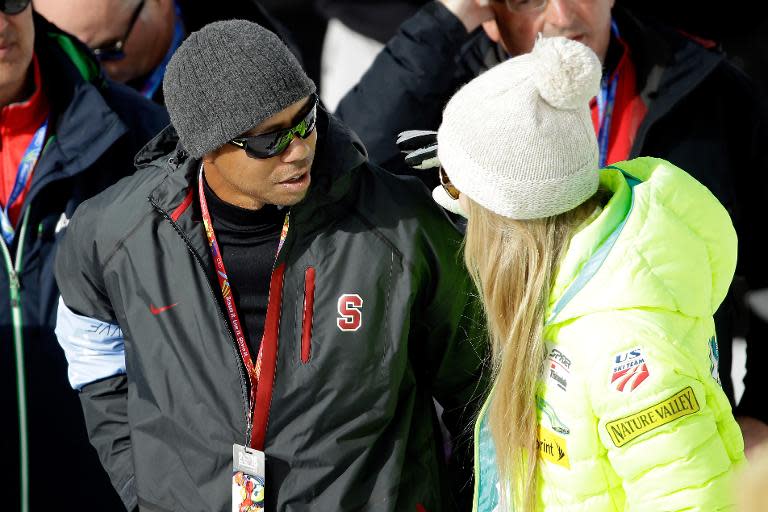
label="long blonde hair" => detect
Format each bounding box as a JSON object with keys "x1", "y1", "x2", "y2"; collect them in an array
[{"x1": 463, "y1": 193, "x2": 603, "y2": 511}]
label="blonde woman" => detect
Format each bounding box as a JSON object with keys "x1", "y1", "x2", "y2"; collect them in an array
[{"x1": 433, "y1": 37, "x2": 745, "y2": 511}]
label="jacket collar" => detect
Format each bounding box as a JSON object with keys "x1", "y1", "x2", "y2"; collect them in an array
[
  {"x1": 546, "y1": 168, "x2": 632, "y2": 325},
  {"x1": 614, "y1": 7, "x2": 723, "y2": 96},
  {"x1": 291, "y1": 107, "x2": 368, "y2": 227},
  {"x1": 611, "y1": 7, "x2": 724, "y2": 155}
]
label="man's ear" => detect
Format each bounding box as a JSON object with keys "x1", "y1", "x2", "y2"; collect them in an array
[{"x1": 482, "y1": 18, "x2": 502, "y2": 43}]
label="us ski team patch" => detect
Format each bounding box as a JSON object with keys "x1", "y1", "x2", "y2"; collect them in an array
[{"x1": 611, "y1": 347, "x2": 650, "y2": 392}]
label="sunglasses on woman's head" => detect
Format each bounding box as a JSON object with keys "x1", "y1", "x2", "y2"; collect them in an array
[
  {"x1": 1, "y1": 0, "x2": 31, "y2": 15},
  {"x1": 229, "y1": 95, "x2": 319, "y2": 159},
  {"x1": 439, "y1": 166, "x2": 461, "y2": 200}
]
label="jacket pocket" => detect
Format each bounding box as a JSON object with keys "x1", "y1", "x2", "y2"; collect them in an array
[{"x1": 301, "y1": 267, "x2": 316, "y2": 364}]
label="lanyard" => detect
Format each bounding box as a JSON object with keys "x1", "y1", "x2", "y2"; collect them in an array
[
  {"x1": 1, "y1": 119, "x2": 48, "y2": 246},
  {"x1": 596, "y1": 20, "x2": 620, "y2": 168},
  {"x1": 197, "y1": 166, "x2": 289, "y2": 448},
  {"x1": 140, "y1": 1, "x2": 185, "y2": 99}
]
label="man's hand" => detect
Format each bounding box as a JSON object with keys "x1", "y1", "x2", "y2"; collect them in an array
[
  {"x1": 737, "y1": 416, "x2": 768, "y2": 460},
  {"x1": 439, "y1": 0, "x2": 495, "y2": 32}
]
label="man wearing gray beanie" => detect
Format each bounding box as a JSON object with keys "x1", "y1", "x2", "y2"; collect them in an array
[{"x1": 53, "y1": 19, "x2": 486, "y2": 512}]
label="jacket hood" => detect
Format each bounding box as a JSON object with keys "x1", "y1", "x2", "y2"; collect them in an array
[{"x1": 546, "y1": 157, "x2": 737, "y2": 325}]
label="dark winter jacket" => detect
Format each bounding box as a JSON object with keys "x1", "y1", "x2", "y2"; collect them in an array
[
  {"x1": 315, "y1": 0, "x2": 429, "y2": 43},
  {"x1": 178, "y1": 0, "x2": 286, "y2": 33},
  {"x1": 54, "y1": 109, "x2": 487, "y2": 511},
  {"x1": 1, "y1": 14, "x2": 168, "y2": 512},
  {"x1": 336, "y1": 2, "x2": 768, "y2": 422}
]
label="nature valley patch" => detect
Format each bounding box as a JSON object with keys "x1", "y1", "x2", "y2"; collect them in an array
[{"x1": 605, "y1": 386, "x2": 700, "y2": 448}]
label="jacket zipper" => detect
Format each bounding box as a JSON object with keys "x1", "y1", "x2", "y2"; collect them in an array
[
  {"x1": 150, "y1": 200, "x2": 252, "y2": 444},
  {"x1": 1, "y1": 207, "x2": 32, "y2": 512}
]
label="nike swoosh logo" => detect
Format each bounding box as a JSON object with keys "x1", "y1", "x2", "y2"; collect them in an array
[{"x1": 150, "y1": 303, "x2": 179, "y2": 315}]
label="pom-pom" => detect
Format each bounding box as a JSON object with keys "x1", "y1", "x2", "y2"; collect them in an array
[{"x1": 531, "y1": 35, "x2": 601, "y2": 110}]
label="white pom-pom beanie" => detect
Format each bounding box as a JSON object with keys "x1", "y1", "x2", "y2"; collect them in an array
[{"x1": 436, "y1": 35, "x2": 602, "y2": 220}]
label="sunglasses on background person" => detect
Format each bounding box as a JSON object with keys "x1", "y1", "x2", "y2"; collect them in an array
[
  {"x1": 230, "y1": 95, "x2": 319, "y2": 159},
  {"x1": 92, "y1": 0, "x2": 145, "y2": 61},
  {"x1": 439, "y1": 166, "x2": 461, "y2": 200},
  {"x1": 1, "y1": 0, "x2": 31, "y2": 15}
]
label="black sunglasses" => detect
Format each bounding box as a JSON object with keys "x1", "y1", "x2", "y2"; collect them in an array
[
  {"x1": 1, "y1": 0, "x2": 30, "y2": 15},
  {"x1": 92, "y1": 0, "x2": 145, "y2": 61},
  {"x1": 230, "y1": 96, "x2": 319, "y2": 159}
]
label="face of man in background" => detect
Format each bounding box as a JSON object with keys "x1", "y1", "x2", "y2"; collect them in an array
[
  {"x1": 32, "y1": 0, "x2": 175, "y2": 83},
  {"x1": 484, "y1": 0, "x2": 615, "y2": 61},
  {"x1": 202, "y1": 96, "x2": 319, "y2": 211},
  {"x1": 0, "y1": 3, "x2": 34, "y2": 106}
]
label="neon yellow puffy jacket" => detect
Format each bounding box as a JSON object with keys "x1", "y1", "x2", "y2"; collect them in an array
[{"x1": 473, "y1": 158, "x2": 745, "y2": 511}]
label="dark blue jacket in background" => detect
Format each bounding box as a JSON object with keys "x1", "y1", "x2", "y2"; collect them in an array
[{"x1": 0, "y1": 15, "x2": 168, "y2": 511}]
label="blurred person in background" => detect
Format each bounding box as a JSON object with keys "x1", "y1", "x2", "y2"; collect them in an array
[
  {"x1": 314, "y1": 0, "x2": 429, "y2": 110},
  {"x1": 259, "y1": 0, "x2": 328, "y2": 89},
  {"x1": 33, "y1": 0, "x2": 301, "y2": 103},
  {"x1": 619, "y1": 0, "x2": 768, "y2": 97},
  {"x1": 339, "y1": 0, "x2": 768, "y2": 458},
  {"x1": 1, "y1": 1, "x2": 167, "y2": 510}
]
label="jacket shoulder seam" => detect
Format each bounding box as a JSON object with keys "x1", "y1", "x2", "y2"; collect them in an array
[{"x1": 99, "y1": 207, "x2": 156, "y2": 270}]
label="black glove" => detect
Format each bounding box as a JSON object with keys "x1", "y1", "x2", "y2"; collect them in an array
[{"x1": 396, "y1": 130, "x2": 439, "y2": 170}]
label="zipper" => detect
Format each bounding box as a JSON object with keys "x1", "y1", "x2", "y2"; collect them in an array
[
  {"x1": 150, "y1": 199, "x2": 252, "y2": 444},
  {"x1": 2, "y1": 207, "x2": 32, "y2": 512}
]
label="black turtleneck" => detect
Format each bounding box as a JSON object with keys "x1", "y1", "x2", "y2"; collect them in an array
[{"x1": 203, "y1": 179, "x2": 285, "y2": 355}]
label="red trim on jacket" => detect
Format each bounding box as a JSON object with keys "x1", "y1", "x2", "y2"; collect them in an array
[
  {"x1": 0, "y1": 54, "x2": 49, "y2": 225},
  {"x1": 590, "y1": 36, "x2": 648, "y2": 166},
  {"x1": 301, "y1": 267, "x2": 316, "y2": 364},
  {"x1": 676, "y1": 29, "x2": 717, "y2": 49},
  {"x1": 170, "y1": 188, "x2": 194, "y2": 221},
  {"x1": 250, "y1": 262, "x2": 286, "y2": 451}
]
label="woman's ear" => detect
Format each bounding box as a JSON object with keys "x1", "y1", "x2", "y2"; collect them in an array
[{"x1": 482, "y1": 18, "x2": 502, "y2": 43}]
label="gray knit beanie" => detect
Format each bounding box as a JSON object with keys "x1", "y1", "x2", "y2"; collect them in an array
[
  {"x1": 436, "y1": 36, "x2": 601, "y2": 220},
  {"x1": 163, "y1": 20, "x2": 316, "y2": 158}
]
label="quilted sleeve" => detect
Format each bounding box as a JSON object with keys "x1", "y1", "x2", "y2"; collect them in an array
[{"x1": 587, "y1": 315, "x2": 744, "y2": 511}]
